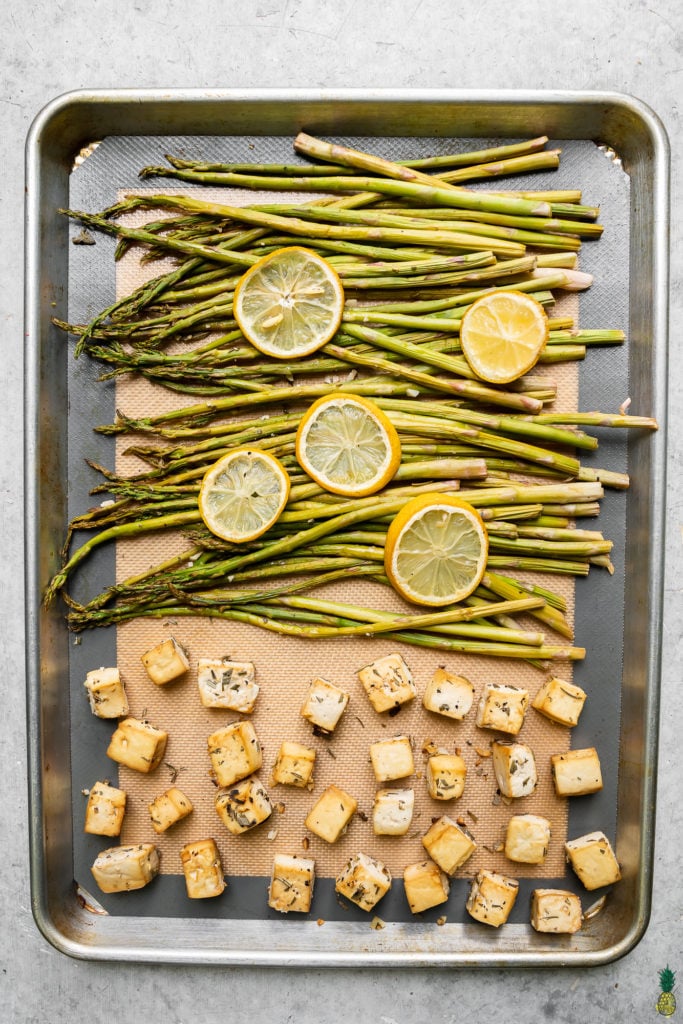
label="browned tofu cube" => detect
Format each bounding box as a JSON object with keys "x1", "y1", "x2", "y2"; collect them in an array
[
  {"x1": 403, "y1": 859, "x2": 450, "y2": 914},
  {"x1": 476, "y1": 682, "x2": 529, "y2": 735},
  {"x1": 305, "y1": 784, "x2": 357, "y2": 843},
  {"x1": 90, "y1": 844, "x2": 160, "y2": 894},
  {"x1": 422, "y1": 815, "x2": 476, "y2": 876},
  {"x1": 84, "y1": 781, "x2": 126, "y2": 837},
  {"x1": 179, "y1": 838, "x2": 226, "y2": 899},
  {"x1": 532, "y1": 676, "x2": 587, "y2": 727},
  {"x1": 300, "y1": 677, "x2": 350, "y2": 735},
  {"x1": 335, "y1": 853, "x2": 392, "y2": 912},
  {"x1": 372, "y1": 788, "x2": 414, "y2": 836},
  {"x1": 215, "y1": 776, "x2": 273, "y2": 835},
  {"x1": 357, "y1": 653, "x2": 416, "y2": 714},
  {"x1": 531, "y1": 889, "x2": 583, "y2": 934},
  {"x1": 106, "y1": 717, "x2": 168, "y2": 773},
  {"x1": 207, "y1": 720, "x2": 262, "y2": 787},
  {"x1": 148, "y1": 787, "x2": 193, "y2": 834},
  {"x1": 422, "y1": 668, "x2": 475, "y2": 721},
  {"x1": 504, "y1": 814, "x2": 551, "y2": 864},
  {"x1": 140, "y1": 637, "x2": 190, "y2": 686},
  {"x1": 271, "y1": 740, "x2": 316, "y2": 789},
  {"x1": 466, "y1": 869, "x2": 519, "y2": 927},
  {"x1": 369, "y1": 735, "x2": 414, "y2": 782},
  {"x1": 84, "y1": 667, "x2": 129, "y2": 719},
  {"x1": 565, "y1": 831, "x2": 621, "y2": 890},
  {"x1": 268, "y1": 854, "x2": 315, "y2": 913},
  {"x1": 491, "y1": 740, "x2": 538, "y2": 799},
  {"x1": 426, "y1": 752, "x2": 467, "y2": 801},
  {"x1": 197, "y1": 657, "x2": 258, "y2": 712},
  {"x1": 551, "y1": 747, "x2": 603, "y2": 797}
]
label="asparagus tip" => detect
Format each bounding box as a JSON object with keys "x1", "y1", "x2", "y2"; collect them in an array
[{"x1": 43, "y1": 573, "x2": 67, "y2": 606}]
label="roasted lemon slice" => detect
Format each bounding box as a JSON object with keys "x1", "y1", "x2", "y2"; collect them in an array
[
  {"x1": 460, "y1": 290, "x2": 548, "y2": 384},
  {"x1": 295, "y1": 393, "x2": 402, "y2": 497},
  {"x1": 233, "y1": 246, "x2": 345, "y2": 359},
  {"x1": 198, "y1": 448, "x2": 290, "y2": 543},
  {"x1": 384, "y1": 493, "x2": 488, "y2": 606}
]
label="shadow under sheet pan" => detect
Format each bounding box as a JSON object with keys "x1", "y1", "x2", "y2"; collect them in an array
[{"x1": 25, "y1": 89, "x2": 668, "y2": 965}]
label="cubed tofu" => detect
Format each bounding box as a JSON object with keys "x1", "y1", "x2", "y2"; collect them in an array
[
  {"x1": 504, "y1": 814, "x2": 552, "y2": 864},
  {"x1": 551, "y1": 747, "x2": 603, "y2": 797},
  {"x1": 466, "y1": 869, "x2": 519, "y2": 928},
  {"x1": 422, "y1": 815, "x2": 476, "y2": 876},
  {"x1": 475, "y1": 682, "x2": 529, "y2": 735},
  {"x1": 335, "y1": 852, "x2": 392, "y2": 912},
  {"x1": 148, "y1": 787, "x2": 193, "y2": 834},
  {"x1": 491, "y1": 740, "x2": 538, "y2": 799},
  {"x1": 357, "y1": 653, "x2": 416, "y2": 714},
  {"x1": 565, "y1": 831, "x2": 621, "y2": 890},
  {"x1": 372, "y1": 788, "x2": 415, "y2": 836},
  {"x1": 271, "y1": 740, "x2": 316, "y2": 789},
  {"x1": 426, "y1": 752, "x2": 467, "y2": 801},
  {"x1": 179, "y1": 838, "x2": 226, "y2": 899},
  {"x1": 403, "y1": 859, "x2": 450, "y2": 914},
  {"x1": 369, "y1": 734, "x2": 414, "y2": 782},
  {"x1": 84, "y1": 781, "x2": 127, "y2": 837},
  {"x1": 422, "y1": 667, "x2": 475, "y2": 721},
  {"x1": 532, "y1": 676, "x2": 587, "y2": 727},
  {"x1": 106, "y1": 717, "x2": 168, "y2": 774},
  {"x1": 197, "y1": 657, "x2": 259, "y2": 712},
  {"x1": 268, "y1": 854, "x2": 316, "y2": 913},
  {"x1": 300, "y1": 677, "x2": 350, "y2": 735},
  {"x1": 207, "y1": 720, "x2": 262, "y2": 787},
  {"x1": 305, "y1": 784, "x2": 357, "y2": 843},
  {"x1": 215, "y1": 776, "x2": 273, "y2": 835},
  {"x1": 84, "y1": 667, "x2": 129, "y2": 719},
  {"x1": 140, "y1": 637, "x2": 189, "y2": 686},
  {"x1": 531, "y1": 889, "x2": 583, "y2": 934},
  {"x1": 90, "y1": 843, "x2": 160, "y2": 894}
]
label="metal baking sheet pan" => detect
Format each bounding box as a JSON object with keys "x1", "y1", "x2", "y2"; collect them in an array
[{"x1": 24, "y1": 89, "x2": 669, "y2": 965}]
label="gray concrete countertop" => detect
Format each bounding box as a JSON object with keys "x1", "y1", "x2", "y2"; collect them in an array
[{"x1": 3, "y1": 2, "x2": 681, "y2": 1020}]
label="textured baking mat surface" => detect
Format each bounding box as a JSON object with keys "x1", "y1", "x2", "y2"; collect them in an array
[{"x1": 67, "y1": 135, "x2": 629, "y2": 923}]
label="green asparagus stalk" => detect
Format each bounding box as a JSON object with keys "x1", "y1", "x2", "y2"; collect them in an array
[
  {"x1": 292, "y1": 133, "x2": 565, "y2": 196},
  {"x1": 165, "y1": 135, "x2": 550, "y2": 175},
  {"x1": 135, "y1": 175, "x2": 555, "y2": 218}
]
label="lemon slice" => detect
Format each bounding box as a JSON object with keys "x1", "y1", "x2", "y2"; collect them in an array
[
  {"x1": 460, "y1": 290, "x2": 549, "y2": 384},
  {"x1": 233, "y1": 246, "x2": 345, "y2": 359},
  {"x1": 295, "y1": 393, "x2": 402, "y2": 497},
  {"x1": 384, "y1": 493, "x2": 488, "y2": 606},
  {"x1": 198, "y1": 448, "x2": 290, "y2": 543}
]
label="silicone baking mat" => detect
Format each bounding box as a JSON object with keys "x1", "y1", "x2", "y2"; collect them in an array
[{"x1": 65, "y1": 135, "x2": 629, "y2": 923}]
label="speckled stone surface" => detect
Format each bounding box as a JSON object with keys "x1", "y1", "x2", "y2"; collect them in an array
[{"x1": 3, "y1": 2, "x2": 682, "y2": 1021}]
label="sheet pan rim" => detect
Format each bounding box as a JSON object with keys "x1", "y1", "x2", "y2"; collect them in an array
[{"x1": 24, "y1": 88, "x2": 669, "y2": 966}]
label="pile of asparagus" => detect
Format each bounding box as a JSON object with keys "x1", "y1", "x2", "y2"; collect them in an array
[{"x1": 47, "y1": 133, "x2": 657, "y2": 663}]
